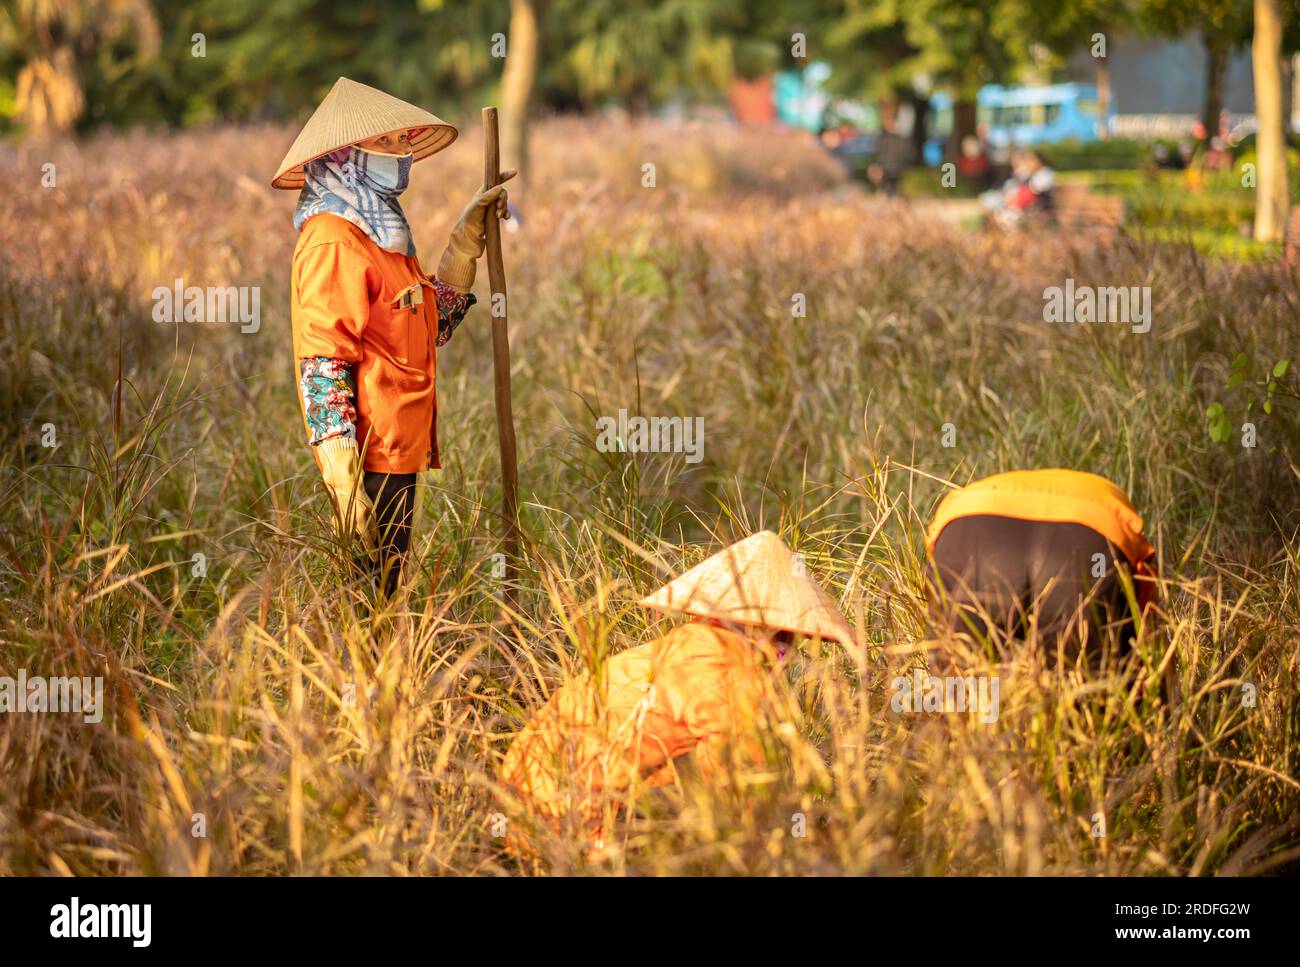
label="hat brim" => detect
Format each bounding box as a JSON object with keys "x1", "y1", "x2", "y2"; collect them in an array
[
  {"x1": 639, "y1": 596, "x2": 856, "y2": 646},
  {"x1": 636, "y1": 530, "x2": 857, "y2": 648},
  {"x1": 271, "y1": 122, "x2": 457, "y2": 190}
]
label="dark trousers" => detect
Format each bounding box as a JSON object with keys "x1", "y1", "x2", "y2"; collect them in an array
[
  {"x1": 929, "y1": 515, "x2": 1135, "y2": 663},
  {"x1": 359, "y1": 471, "x2": 416, "y2": 598}
]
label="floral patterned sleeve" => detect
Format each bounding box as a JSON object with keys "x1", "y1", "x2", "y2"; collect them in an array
[
  {"x1": 433, "y1": 278, "x2": 476, "y2": 347},
  {"x1": 298, "y1": 282, "x2": 469, "y2": 445},
  {"x1": 299, "y1": 356, "x2": 357, "y2": 445}
]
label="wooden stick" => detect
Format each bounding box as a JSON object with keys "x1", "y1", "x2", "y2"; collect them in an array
[{"x1": 482, "y1": 107, "x2": 521, "y2": 594}]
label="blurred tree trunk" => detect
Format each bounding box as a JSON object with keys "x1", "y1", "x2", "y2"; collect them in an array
[
  {"x1": 1203, "y1": 35, "x2": 1227, "y2": 134},
  {"x1": 500, "y1": 0, "x2": 545, "y2": 194},
  {"x1": 947, "y1": 99, "x2": 977, "y2": 162},
  {"x1": 623, "y1": 80, "x2": 651, "y2": 118},
  {"x1": 1252, "y1": 0, "x2": 1289, "y2": 243},
  {"x1": 906, "y1": 92, "x2": 930, "y2": 162},
  {"x1": 1095, "y1": 55, "x2": 1111, "y2": 139},
  {"x1": 1281, "y1": 54, "x2": 1294, "y2": 135}
]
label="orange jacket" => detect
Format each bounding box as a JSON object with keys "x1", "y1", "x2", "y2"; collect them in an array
[
  {"x1": 926, "y1": 468, "x2": 1157, "y2": 607},
  {"x1": 291, "y1": 213, "x2": 441, "y2": 472},
  {"x1": 499, "y1": 621, "x2": 776, "y2": 853}
]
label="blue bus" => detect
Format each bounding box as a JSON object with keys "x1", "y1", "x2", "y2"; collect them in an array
[
  {"x1": 925, "y1": 83, "x2": 1113, "y2": 164},
  {"x1": 769, "y1": 69, "x2": 1113, "y2": 169}
]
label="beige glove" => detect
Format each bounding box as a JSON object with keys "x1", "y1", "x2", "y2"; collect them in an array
[
  {"x1": 436, "y1": 169, "x2": 517, "y2": 291},
  {"x1": 317, "y1": 437, "x2": 376, "y2": 546}
]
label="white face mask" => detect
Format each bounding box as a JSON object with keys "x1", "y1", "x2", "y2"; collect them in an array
[{"x1": 347, "y1": 146, "x2": 413, "y2": 195}]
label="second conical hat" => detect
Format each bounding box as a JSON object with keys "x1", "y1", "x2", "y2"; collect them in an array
[
  {"x1": 639, "y1": 531, "x2": 856, "y2": 645},
  {"x1": 271, "y1": 77, "x2": 458, "y2": 190}
]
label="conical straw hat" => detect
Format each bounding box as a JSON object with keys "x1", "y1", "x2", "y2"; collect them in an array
[
  {"x1": 639, "y1": 531, "x2": 856, "y2": 645},
  {"x1": 271, "y1": 77, "x2": 458, "y2": 190}
]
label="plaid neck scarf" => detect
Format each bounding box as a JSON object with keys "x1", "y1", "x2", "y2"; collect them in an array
[{"x1": 294, "y1": 146, "x2": 416, "y2": 256}]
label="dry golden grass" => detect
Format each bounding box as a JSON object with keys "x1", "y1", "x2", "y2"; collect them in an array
[{"x1": 1, "y1": 115, "x2": 1298, "y2": 875}]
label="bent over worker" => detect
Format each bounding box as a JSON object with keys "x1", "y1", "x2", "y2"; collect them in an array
[
  {"x1": 925, "y1": 469, "x2": 1158, "y2": 662},
  {"x1": 273, "y1": 77, "x2": 513, "y2": 596},
  {"x1": 498, "y1": 531, "x2": 855, "y2": 858}
]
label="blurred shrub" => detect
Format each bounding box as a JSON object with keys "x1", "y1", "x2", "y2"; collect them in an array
[
  {"x1": 900, "y1": 167, "x2": 985, "y2": 198},
  {"x1": 1038, "y1": 138, "x2": 1149, "y2": 171}
]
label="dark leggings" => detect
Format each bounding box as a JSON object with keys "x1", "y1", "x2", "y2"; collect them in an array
[
  {"x1": 929, "y1": 515, "x2": 1135, "y2": 662},
  {"x1": 360, "y1": 471, "x2": 416, "y2": 598}
]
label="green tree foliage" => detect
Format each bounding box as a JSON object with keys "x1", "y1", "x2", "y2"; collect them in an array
[
  {"x1": 538, "y1": 0, "x2": 792, "y2": 111},
  {"x1": 4, "y1": 0, "x2": 1295, "y2": 134},
  {"x1": 152, "y1": 0, "x2": 510, "y2": 125},
  {"x1": 1, "y1": 0, "x2": 160, "y2": 130}
]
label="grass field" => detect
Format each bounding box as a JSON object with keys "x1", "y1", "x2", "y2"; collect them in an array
[
  {"x1": 2, "y1": 116, "x2": 1298, "y2": 875},
  {"x1": 1068, "y1": 167, "x2": 1294, "y2": 263}
]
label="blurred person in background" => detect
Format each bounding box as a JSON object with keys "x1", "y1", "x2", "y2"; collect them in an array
[
  {"x1": 1180, "y1": 120, "x2": 1209, "y2": 189},
  {"x1": 868, "y1": 110, "x2": 914, "y2": 196},
  {"x1": 272, "y1": 77, "x2": 512, "y2": 600},
  {"x1": 982, "y1": 149, "x2": 1055, "y2": 229},
  {"x1": 957, "y1": 134, "x2": 992, "y2": 188},
  {"x1": 1201, "y1": 136, "x2": 1234, "y2": 173},
  {"x1": 1152, "y1": 142, "x2": 1186, "y2": 171}
]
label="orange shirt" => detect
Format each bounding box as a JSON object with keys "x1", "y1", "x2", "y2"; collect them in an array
[
  {"x1": 290, "y1": 213, "x2": 441, "y2": 472},
  {"x1": 499, "y1": 621, "x2": 775, "y2": 854}
]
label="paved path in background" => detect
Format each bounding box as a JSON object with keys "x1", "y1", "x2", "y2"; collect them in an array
[{"x1": 905, "y1": 198, "x2": 984, "y2": 225}]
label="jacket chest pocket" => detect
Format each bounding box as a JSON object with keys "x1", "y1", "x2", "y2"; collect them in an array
[{"x1": 375, "y1": 284, "x2": 430, "y2": 368}]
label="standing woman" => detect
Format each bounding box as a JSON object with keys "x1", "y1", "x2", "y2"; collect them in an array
[{"x1": 272, "y1": 78, "x2": 512, "y2": 596}]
